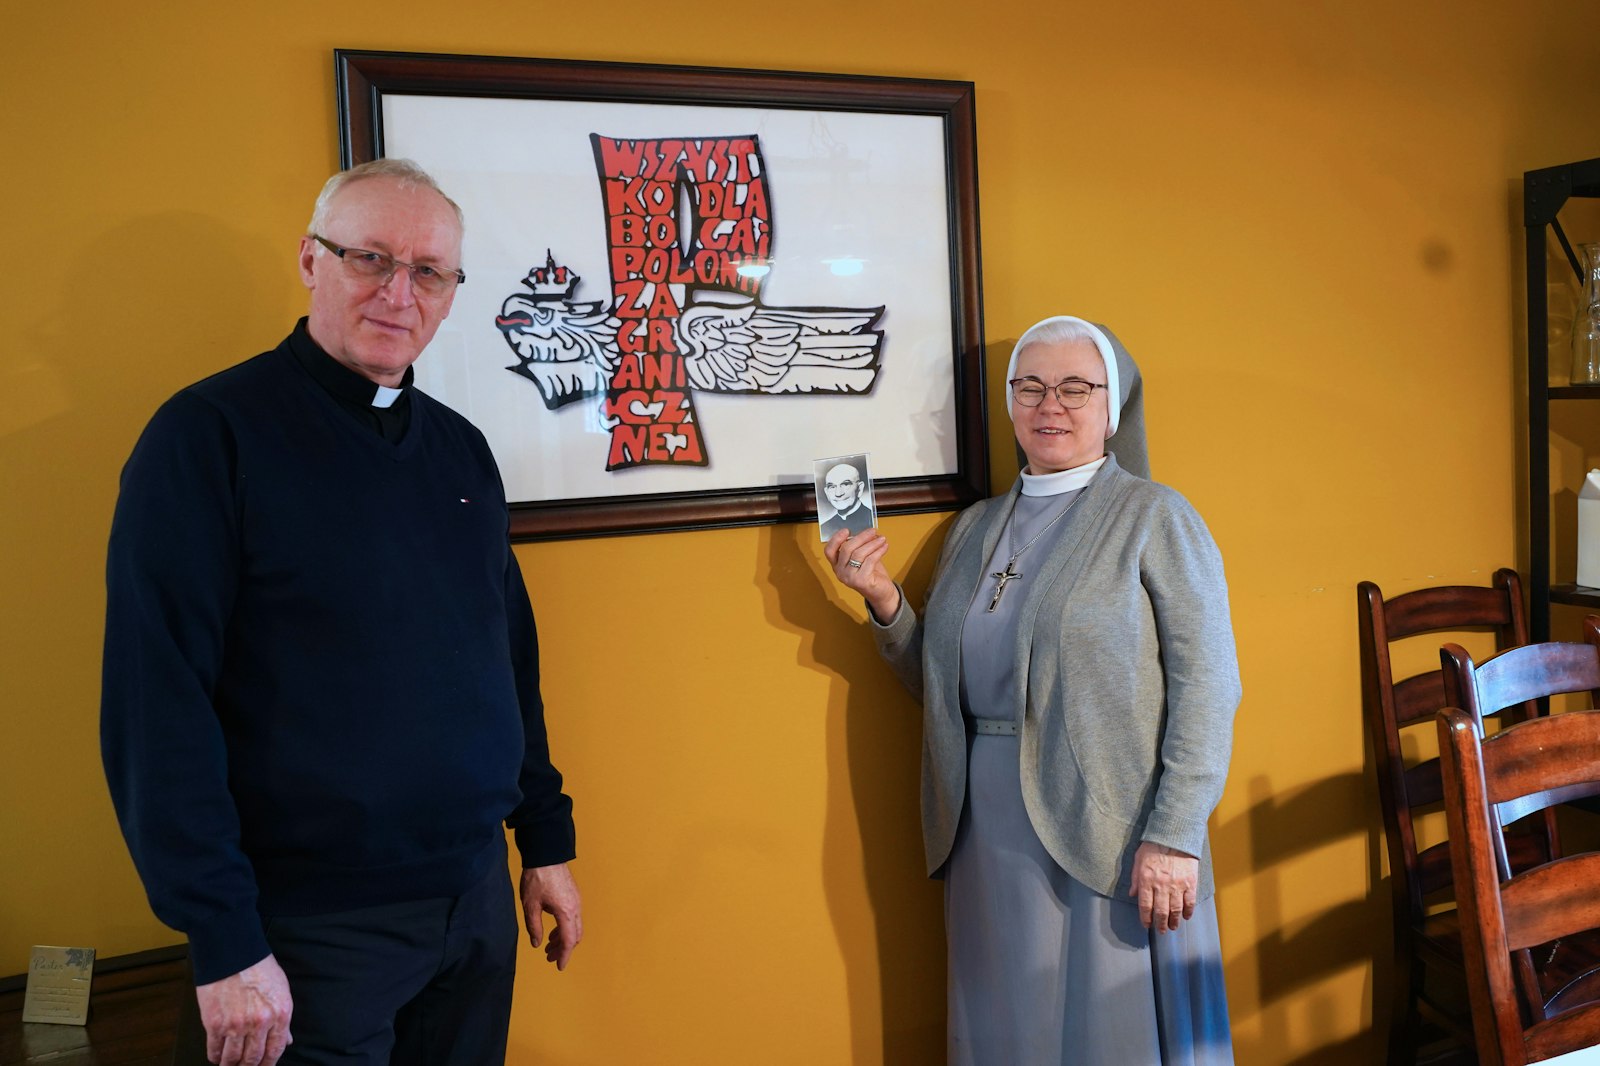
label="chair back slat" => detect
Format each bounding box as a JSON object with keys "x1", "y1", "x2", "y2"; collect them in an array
[
  {"x1": 1384, "y1": 584, "x2": 1515, "y2": 638},
  {"x1": 1469, "y1": 642, "x2": 1600, "y2": 718},
  {"x1": 1402, "y1": 757, "x2": 1443, "y2": 809},
  {"x1": 1394, "y1": 671, "x2": 1450, "y2": 726},
  {"x1": 1526, "y1": 1006, "x2": 1600, "y2": 1065},
  {"x1": 1412, "y1": 839, "x2": 1454, "y2": 898},
  {"x1": 1484, "y1": 707, "x2": 1600, "y2": 782},
  {"x1": 1497, "y1": 783, "x2": 1600, "y2": 829},
  {"x1": 1501, "y1": 854, "x2": 1600, "y2": 951}
]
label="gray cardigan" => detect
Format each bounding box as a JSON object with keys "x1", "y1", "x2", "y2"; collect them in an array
[{"x1": 873, "y1": 454, "x2": 1241, "y2": 900}]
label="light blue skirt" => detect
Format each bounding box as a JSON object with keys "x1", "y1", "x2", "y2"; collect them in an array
[{"x1": 945, "y1": 733, "x2": 1234, "y2": 1066}]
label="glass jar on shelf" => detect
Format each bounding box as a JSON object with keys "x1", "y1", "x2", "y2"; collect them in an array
[{"x1": 1572, "y1": 242, "x2": 1600, "y2": 385}]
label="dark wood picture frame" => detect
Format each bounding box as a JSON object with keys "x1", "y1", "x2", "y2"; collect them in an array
[{"x1": 335, "y1": 49, "x2": 987, "y2": 541}]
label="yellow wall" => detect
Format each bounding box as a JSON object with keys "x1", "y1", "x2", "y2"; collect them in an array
[{"x1": 6, "y1": 2, "x2": 1600, "y2": 1062}]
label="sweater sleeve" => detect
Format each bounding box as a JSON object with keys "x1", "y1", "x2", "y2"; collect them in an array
[
  {"x1": 100, "y1": 392, "x2": 270, "y2": 985},
  {"x1": 1137, "y1": 497, "x2": 1242, "y2": 857},
  {"x1": 870, "y1": 586, "x2": 925, "y2": 702},
  {"x1": 503, "y1": 550, "x2": 578, "y2": 868},
  {"x1": 869, "y1": 501, "x2": 989, "y2": 705}
]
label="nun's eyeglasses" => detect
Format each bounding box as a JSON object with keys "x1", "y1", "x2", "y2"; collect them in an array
[{"x1": 1009, "y1": 377, "x2": 1107, "y2": 409}]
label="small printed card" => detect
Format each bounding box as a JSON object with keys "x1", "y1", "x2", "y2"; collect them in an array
[
  {"x1": 814, "y1": 453, "x2": 877, "y2": 543},
  {"x1": 21, "y1": 945, "x2": 94, "y2": 1025}
]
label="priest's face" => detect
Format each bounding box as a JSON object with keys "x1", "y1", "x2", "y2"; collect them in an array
[
  {"x1": 1011, "y1": 339, "x2": 1110, "y2": 475},
  {"x1": 298, "y1": 177, "x2": 463, "y2": 387},
  {"x1": 824, "y1": 464, "x2": 863, "y2": 512}
]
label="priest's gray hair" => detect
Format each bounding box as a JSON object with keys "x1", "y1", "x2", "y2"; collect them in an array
[{"x1": 306, "y1": 158, "x2": 464, "y2": 236}]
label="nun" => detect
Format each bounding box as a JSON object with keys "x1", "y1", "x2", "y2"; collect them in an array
[{"x1": 823, "y1": 315, "x2": 1241, "y2": 1065}]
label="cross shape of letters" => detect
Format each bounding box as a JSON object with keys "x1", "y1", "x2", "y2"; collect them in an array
[{"x1": 495, "y1": 134, "x2": 886, "y2": 470}]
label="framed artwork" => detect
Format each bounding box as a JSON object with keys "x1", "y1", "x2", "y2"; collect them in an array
[{"x1": 335, "y1": 49, "x2": 987, "y2": 540}]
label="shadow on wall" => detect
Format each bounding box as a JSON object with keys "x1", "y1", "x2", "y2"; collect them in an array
[
  {"x1": 1211, "y1": 769, "x2": 1390, "y2": 1063},
  {"x1": 984, "y1": 338, "x2": 1024, "y2": 492},
  {"x1": 0, "y1": 212, "x2": 292, "y2": 968},
  {"x1": 1, "y1": 209, "x2": 291, "y2": 552},
  {"x1": 757, "y1": 515, "x2": 954, "y2": 1064}
]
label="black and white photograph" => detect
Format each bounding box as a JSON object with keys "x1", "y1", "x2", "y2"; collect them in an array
[{"x1": 814, "y1": 453, "x2": 877, "y2": 542}]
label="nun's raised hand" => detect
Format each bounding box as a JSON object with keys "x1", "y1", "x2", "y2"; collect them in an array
[{"x1": 825, "y1": 528, "x2": 900, "y2": 622}]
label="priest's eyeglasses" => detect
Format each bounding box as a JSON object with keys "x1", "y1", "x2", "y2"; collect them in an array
[
  {"x1": 312, "y1": 236, "x2": 466, "y2": 296},
  {"x1": 1009, "y1": 377, "x2": 1107, "y2": 409}
]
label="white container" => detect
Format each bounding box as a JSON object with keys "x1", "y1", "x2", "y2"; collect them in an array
[{"x1": 1580, "y1": 470, "x2": 1600, "y2": 588}]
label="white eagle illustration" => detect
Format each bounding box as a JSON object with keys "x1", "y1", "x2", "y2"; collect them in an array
[
  {"x1": 494, "y1": 253, "x2": 620, "y2": 410},
  {"x1": 495, "y1": 253, "x2": 884, "y2": 411}
]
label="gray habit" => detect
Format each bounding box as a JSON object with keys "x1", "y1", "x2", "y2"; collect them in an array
[{"x1": 947, "y1": 489, "x2": 1233, "y2": 1066}]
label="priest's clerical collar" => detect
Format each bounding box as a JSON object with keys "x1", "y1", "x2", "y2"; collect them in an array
[
  {"x1": 288, "y1": 318, "x2": 415, "y2": 408},
  {"x1": 1020, "y1": 455, "x2": 1107, "y2": 497}
]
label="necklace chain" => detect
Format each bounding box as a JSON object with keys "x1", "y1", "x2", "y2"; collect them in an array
[
  {"x1": 1006, "y1": 490, "x2": 1084, "y2": 565},
  {"x1": 986, "y1": 490, "x2": 1085, "y2": 613}
]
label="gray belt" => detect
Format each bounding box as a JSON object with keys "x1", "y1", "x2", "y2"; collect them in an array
[{"x1": 966, "y1": 716, "x2": 1019, "y2": 736}]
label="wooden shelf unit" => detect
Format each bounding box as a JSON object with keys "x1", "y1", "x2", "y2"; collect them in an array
[{"x1": 1524, "y1": 156, "x2": 1600, "y2": 640}]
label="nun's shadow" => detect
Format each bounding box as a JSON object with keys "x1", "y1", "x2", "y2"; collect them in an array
[{"x1": 757, "y1": 515, "x2": 953, "y2": 1063}]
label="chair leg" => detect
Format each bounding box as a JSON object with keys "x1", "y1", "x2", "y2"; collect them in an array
[{"x1": 1387, "y1": 956, "x2": 1422, "y2": 1066}]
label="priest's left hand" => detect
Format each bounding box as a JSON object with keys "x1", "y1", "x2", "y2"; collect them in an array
[{"x1": 520, "y1": 862, "x2": 584, "y2": 970}]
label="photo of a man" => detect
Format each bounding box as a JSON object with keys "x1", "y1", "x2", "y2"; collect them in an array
[{"x1": 814, "y1": 453, "x2": 877, "y2": 541}]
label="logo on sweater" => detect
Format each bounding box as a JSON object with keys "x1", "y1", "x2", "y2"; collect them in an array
[{"x1": 494, "y1": 135, "x2": 885, "y2": 472}]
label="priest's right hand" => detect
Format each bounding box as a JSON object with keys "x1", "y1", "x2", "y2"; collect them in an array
[
  {"x1": 825, "y1": 528, "x2": 900, "y2": 623},
  {"x1": 195, "y1": 954, "x2": 293, "y2": 1066}
]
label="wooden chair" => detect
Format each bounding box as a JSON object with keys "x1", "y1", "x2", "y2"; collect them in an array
[
  {"x1": 1437, "y1": 704, "x2": 1600, "y2": 1064},
  {"x1": 1359, "y1": 569, "x2": 1530, "y2": 1062},
  {"x1": 1438, "y1": 622, "x2": 1600, "y2": 1030}
]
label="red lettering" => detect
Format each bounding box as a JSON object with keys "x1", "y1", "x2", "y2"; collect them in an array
[
  {"x1": 611, "y1": 355, "x2": 643, "y2": 390},
  {"x1": 609, "y1": 215, "x2": 646, "y2": 247},
  {"x1": 646, "y1": 283, "x2": 681, "y2": 319},
  {"x1": 653, "y1": 389, "x2": 687, "y2": 421},
  {"x1": 699, "y1": 217, "x2": 727, "y2": 250},
  {"x1": 730, "y1": 139, "x2": 757, "y2": 181},
  {"x1": 658, "y1": 423, "x2": 703, "y2": 462},
  {"x1": 612, "y1": 248, "x2": 646, "y2": 277},
  {"x1": 641, "y1": 249, "x2": 698, "y2": 284},
  {"x1": 592, "y1": 136, "x2": 781, "y2": 468},
  {"x1": 646, "y1": 215, "x2": 677, "y2": 248},
  {"x1": 604, "y1": 178, "x2": 648, "y2": 216},
  {"x1": 653, "y1": 141, "x2": 684, "y2": 182},
  {"x1": 608, "y1": 425, "x2": 648, "y2": 467},
  {"x1": 641, "y1": 356, "x2": 684, "y2": 390},
  {"x1": 597, "y1": 138, "x2": 649, "y2": 179},
  {"x1": 647, "y1": 319, "x2": 677, "y2": 352},
  {"x1": 725, "y1": 218, "x2": 761, "y2": 254},
  {"x1": 696, "y1": 181, "x2": 723, "y2": 217},
  {"x1": 618, "y1": 323, "x2": 647, "y2": 353},
  {"x1": 682, "y1": 139, "x2": 720, "y2": 182},
  {"x1": 744, "y1": 179, "x2": 769, "y2": 223},
  {"x1": 668, "y1": 251, "x2": 697, "y2": 284},
  {"x1": 607, "y1": 389, "x2": 653, "y2": 424},
  {"x1": 613, "y1": 279, "x2": 646, "y2": 318}
]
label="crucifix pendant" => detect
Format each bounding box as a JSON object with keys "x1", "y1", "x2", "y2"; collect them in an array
[{"x1": 987, "y1": 559, "x2": 1023, "y2": 613}]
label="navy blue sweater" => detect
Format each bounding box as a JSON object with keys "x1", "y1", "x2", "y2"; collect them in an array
[{"x1": 102, "y1": 324, "x2": 575, "y2": 984}]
